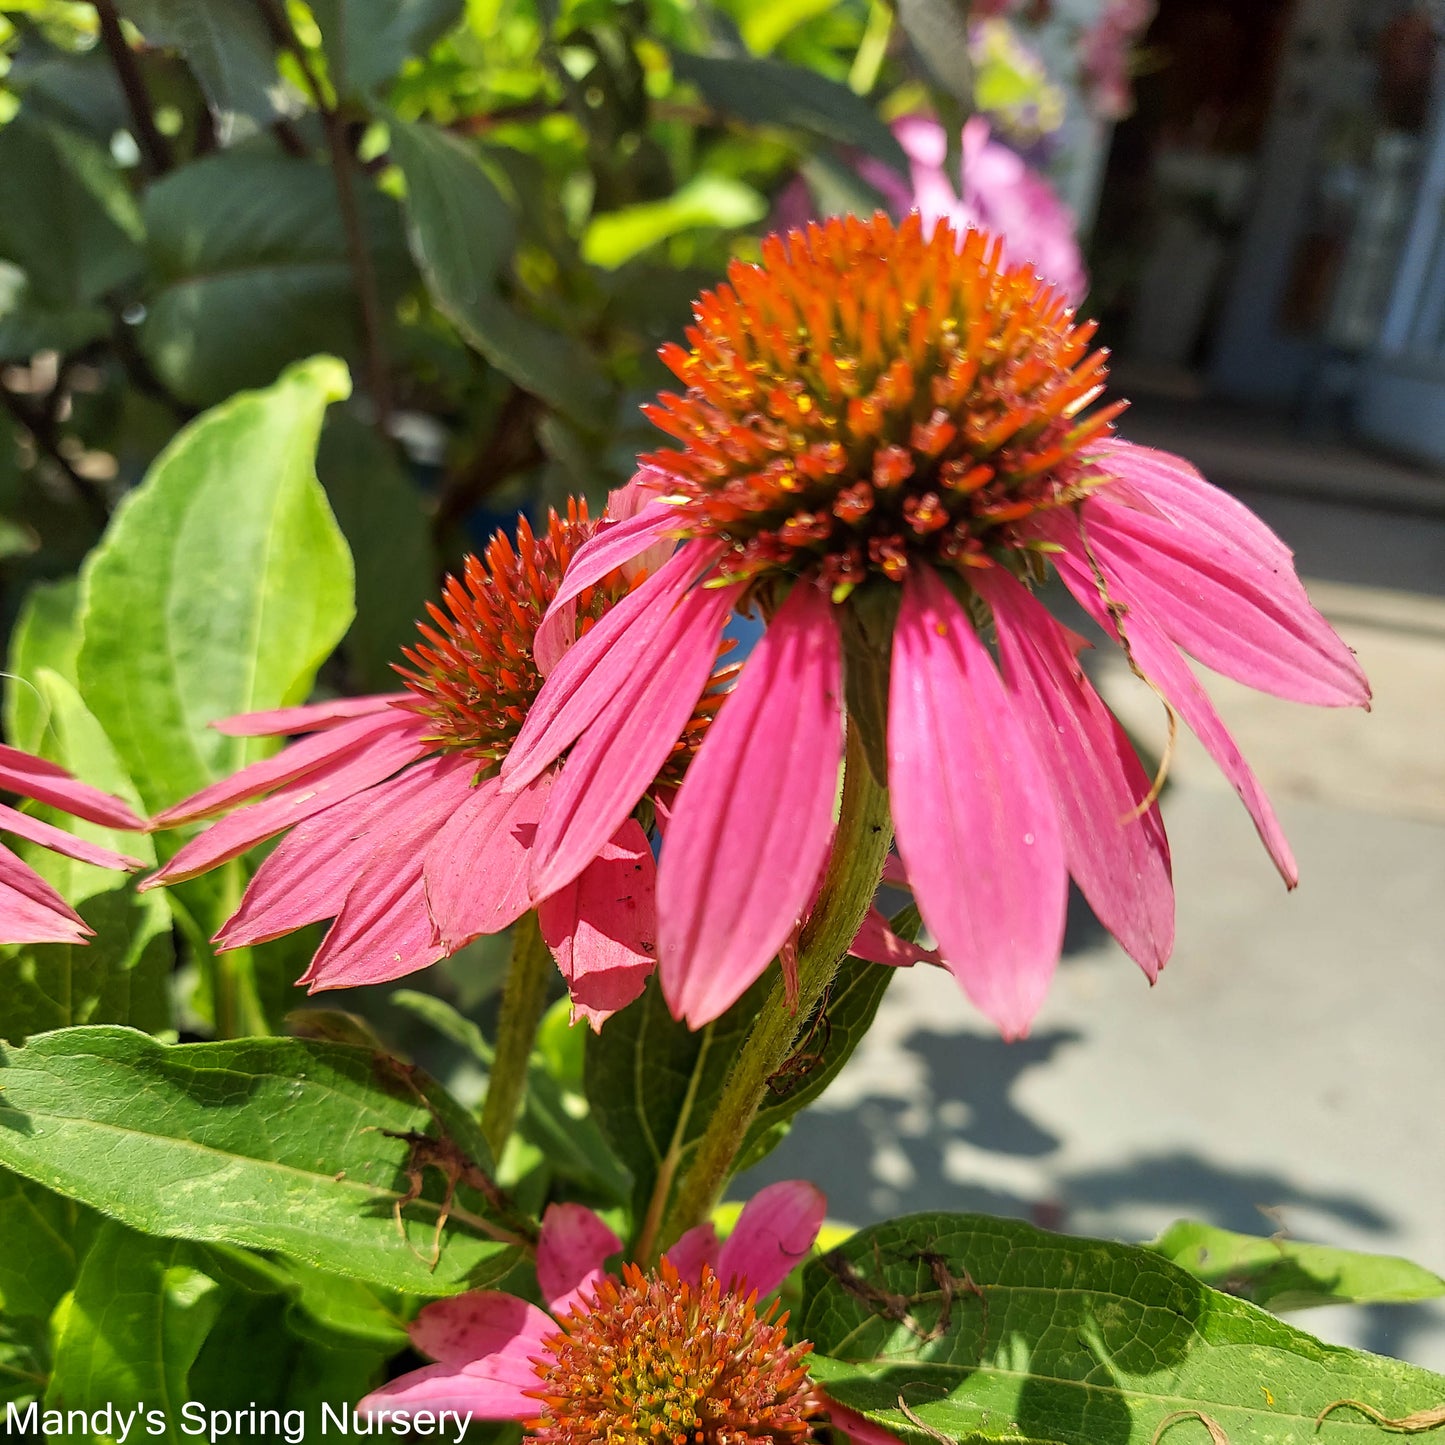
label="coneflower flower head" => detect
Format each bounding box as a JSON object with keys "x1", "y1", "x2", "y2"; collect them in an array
[
  {"x1": 646, "y1": 211, "x2": 1113, "y2": 596},
  {"x1": 142, "y1": 495, "x2": 725, "y2": 1027},
  {"x1": 504, "y1": 212, "x2": 1371, "y2": 1038}
]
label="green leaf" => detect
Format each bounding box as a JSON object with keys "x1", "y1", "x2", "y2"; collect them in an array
[
  {"x1": 112, "y1": 0, "x2": 284, "y2": 120},
  {"x1": 0, "y1": 262, "x2": 109, "y2": 363},
  {"x1": 0, "y1": 1172, "x2": 81, "y2": 1319},
  {"x1": 75, "y1": 356, "x2": 355, "y2": 813},
  {"x1": 739, "y1": 0, "x2": 840, "y2": 54},
  {"x1": 139, "y1": 153, "x2": 411, "y2": 406},
  {"x1": 583, "y1": 175, "x2": 767, "y2": 269},
  {"x1": 0, "y1": 1316, "x2": 50, "y2": 1412},
  {"x1": 389, "y1": 118, "x2": 610, "y2": 427},
  {"x1": 312, "y1": 0, "x2": 464, "y2": 98},
  {"x1": 671, "y1": 52, "x2": 908, "y2": 171},
  {"x1": 0, "y1": 112, "x2": 144, "y2": 309},
  {"x1": 46, "y1": 1221, "x2": 225, "y2": 1441},
  {"x1": 0, "y1": 1027, "x2": 520, "y2": 1293},
  {"x1": 801, "y1": 1212, "x2": 1445, "y2": 1445},
  {"x1": 316, "y1": 414, "x2": 434, "y2": 692},
  {"x1": 1150, "y1": 1220, "x2": 1445, "y2": 1314},
  {"x1": 4, "y1": 576, "x2": 81, "y2": 755}
]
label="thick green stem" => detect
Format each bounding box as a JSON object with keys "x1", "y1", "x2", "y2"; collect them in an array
[
  {"x1": 480, "y1": 911, "x2": 552, "y2": 1161},
  {"x1": 213, "y1": 860, "x2": 270, "y2": 1038},
  {"x1": 655, "y1": 723, "x2": 893, "y2": 1254}
]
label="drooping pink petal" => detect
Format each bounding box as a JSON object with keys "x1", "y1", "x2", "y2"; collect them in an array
[
  {"x1": 424, "y1": 772, "x2": 554, "y2": 952},
  {"x1": 215, "y1": 756, "x2": 470, "y2": 949},
  {"x1": 889, "y1": 565, "x2": 1067, "y2": 1039},
  {"x1": 825, "y1": 1398, "x2": 909, "y2": 1445},
  {"x1": 0, "y1": 745, "x2": 143, "y2": 830},
  {"x1": 1047, "y1": 529, "x2": 1299, "y2": 886},
  {"x1": 716, "y1": 1180, "x2": 826, "y2": 1297},
  {"x1": 536, "y1": 1203, "x2": 622, "y2": 1317},
  {"x1": 0, "y1": 802, "x2": 142, "y2": 871},
  {"x1": 1078, "y1": 494, "x2": 1369, "y2": 707},
  {"x1": 974, "y1": 566, "x2": 1174, "y2": 980},
  {"x1": 359, "y1": 1359, "x2": 537, "y2": 1421},
  {"x1": 527, "y1": 580, "x2": 741, "y2": 901},
  {"x1": 606, "y1": 466, "x2": 680, "y2": 582},
  {"x1": 664, "y1": 1222, "x2": 720, "y2": 1285},
  {"x1": 537, "y1": 819, "x2": 658, "y2": 1031},
  {"x1": 151, "y1": 710, "x2": 422, "y2": 827},
  {"x1": 849, "y1": 909, "x2": 940, "y2": 967},
  {"x1": 409, "y1": 1291, "x2": 556, "y2": 1369},
  {"x1": 881, "y1": 852, "x2": 909, "y2": 887},
  {"x1": 1090, "y1": 439, "x2": 1299, "y2": 577},
  {"x1": 658, "y1": 585, "x2": 843, "y2": 1027},
  {"x1": 210, "y1": 694, "x2": 406, "y2": 738},
  {"x1": 300, "y1": 764, "x2": 479, "y2": 989},
  {"x1": 144, "y1": 717, "x2": 429, "y2": 889},
  {"x1": 532, "y1": 498, "x2": 687, "y2": 669},
  {"x1": 0, "y1": 844, "x2": 90, "y2": 943},
  {"x1": 502, "y1": 542, "x2": 722, "y2": 793}
]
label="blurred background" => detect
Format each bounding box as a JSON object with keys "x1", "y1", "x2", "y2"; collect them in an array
[{"x1": 1, "y1": 0, "x2": 1441, "y2": 1373}]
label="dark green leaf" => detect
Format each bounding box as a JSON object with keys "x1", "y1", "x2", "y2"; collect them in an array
[
  {"x1": 312, "y1": 0, "x2": 464, "y2": 98},
  {"x1": 0, "y1": 263, "x2": 109, "y2": 363},
  {"x1": 45, "y1": 1221, "x2": 225, "y2": 1442},
  {"x1": 1150, "y1": 1220, "x2": 1445, "y2": 1314},
  {"x1": 112, "y1": 0, "x2": 284, "y2": 120},
  {"x1": 140, "y1": 154, "x2": 411, "y2": 406},
  {"x1": 0, "y1": 1171, "x2": 81, "y2": 1319},
  {"x1": 0, "y1": 112, "x2": 144, "y2": 308},
  {"x1": 316, "y1": 414, "x2": 434, "y2": 692},
  {"x1": 0, "y1": 1027, "x2": 520, "y2": 1293},
  {"x1": 671, "y1": 52, "x2": 908, "y2": 171},
  {"x1": 802, "y1": 1212, "x2": 1445, "y2": 1445},
  {"x1": 75, "y1": 356, "x2": 355, "y2": 813},
  {"x1": 0, "y1": 1316, "x2": 50, "y2": 1412},
  {"x1": 390, "y1": 118, "x2": 610, "y2": 427}
]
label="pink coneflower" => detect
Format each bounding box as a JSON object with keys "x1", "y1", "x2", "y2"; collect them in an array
[
  {"x1": 0, "y1": 745, "x2": 144, "y2": 943},
  {"x1": 504, "y1": 213, "x2": 1369, "y2": 1038},
  {"x1": 141, "y1": 499, "x2": 727, "y2": 1028},
  {"x1": 359, "y1": 1181, "x2": 893, "y2": 1445}
]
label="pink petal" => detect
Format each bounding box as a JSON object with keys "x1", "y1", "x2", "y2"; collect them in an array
[
  {"x1": 216, "y1": 757, "x2": 468, "y2": 949},
  {"x1": 974, "y1": 567, "x2": 1174, "y2": 980},
  {"x1": 0, "y1": 744, "x2": 143, "y2": 830},
  {"x1": 211, "y1": 694, "x2": 406, "y2": 737},
  {"x1": 1048, "y1": 525, "x2": 1299, "y2": 885},
  {"x1": 605, "y1": 467, "x2": 681, "y2": 581},
  {"x1": 664, "y1": 1222, "x2": 720, "y2": 1285},
  {"x1": 0, "y1": 844, "x2": 90, "y2": 943},
  {"x1": 1090, "y1": 439, "x2": 1298, "y2": 576},
  {"x1": 0, "y1": 802, "x2": 142, "y2": 871},
  {"x1": 410, "y1": 1290, "x2": 555, "y2": 1369},
  {"x1": 527, "y1": 579, "x2": 740, "y2": 901},
  {"x1": 502, "y1": 542, "x2": 722, "y2": 793},
  {"x1": 825, "y1": 1398, "x2": 909, "y2": 1445},
  {"x1": 424, "y1": 773, "x2": 554, "y2": 952},
  {"x1": 881, "y1": 852, "x2": 909, "y2": 887},
  {"x1": 537, "y1": 819, "x2": 657, "y2": 1031},
  {"x1": 151, "y1": 710, "x2": 421, "y2": 827},
  {"x1": 359, "y1": 1360, "x2": 536, "y2": 1421},
  {"x1": 850, "y1": 908, "x2": 940, "y2": 967},
  {"x1": 716, "y1": 1181, "x2": 826, "y2": 1297},
  {"x1": 300, "y1": 765, "x2": 479, "y2": 989},
  {"x1": 889, "y1": 566, "x2": 1067, "y2": 1039},
  {"x1": 536, "y1": 1203, "x2": 622, "y2": 1317},
  {"x1": 532, "y1": 498, "x2": 686, "y2": 668},
  {"x1": 1079, "y1": 493, "x2": 1369, "y2": 707},
  {"x1": 658, "y1": 585, "x2": 843, "y2": 1027},
  {"x1": 145, "y1": 718, "x2": 429, "y2": 889}
]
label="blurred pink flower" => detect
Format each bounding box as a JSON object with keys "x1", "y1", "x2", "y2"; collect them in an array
[
  {"x1": 779, "y1": 115, "x2": 1086, "y2": 304},
  {"x1": 0, "y1": 745, "x2": 144, "y2": 944},
  {"x1": 505, "y1": 215, "x2": 1369, "y2": 1039},
  {"x1": 1081, "y1": 0, "x2": 1155, "y2": 120},
  {"x1": 360, "y1": 1181, "x2": 895, "y2": 1445}
]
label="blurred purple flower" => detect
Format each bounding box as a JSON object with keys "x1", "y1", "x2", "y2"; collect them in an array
[{"x1": 1080, "y1": 0, "x2": 1156, "y2": 120}]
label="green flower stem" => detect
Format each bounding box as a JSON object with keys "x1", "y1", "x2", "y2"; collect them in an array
[
  {"x1": 480, "y1": 910, "x2": 553, "y2": 1161},
  {"x1": 655, "y1": 721, "x2": 893, "y2": 1255},
  {"x1": 213, "y1": 861, "x2": 270, "y2": 1038}
]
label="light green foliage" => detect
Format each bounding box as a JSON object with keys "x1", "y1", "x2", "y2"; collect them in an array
[
  {"x1": 0, "y1": 1028, "x2": 515, "y2": 1292},
  {"x1": 75, "y1": 357, "x2": 355, "y2": 812},
  {"x1": 803, "y1": 1213, "x2": 1445, "y2": 1445},
  {"x1": 311, "y1": 0, "x2": 465, "y2": 98},
  {"x1": 1152, "y1": 1220, "x2": 1445, "y2": 1314}
]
